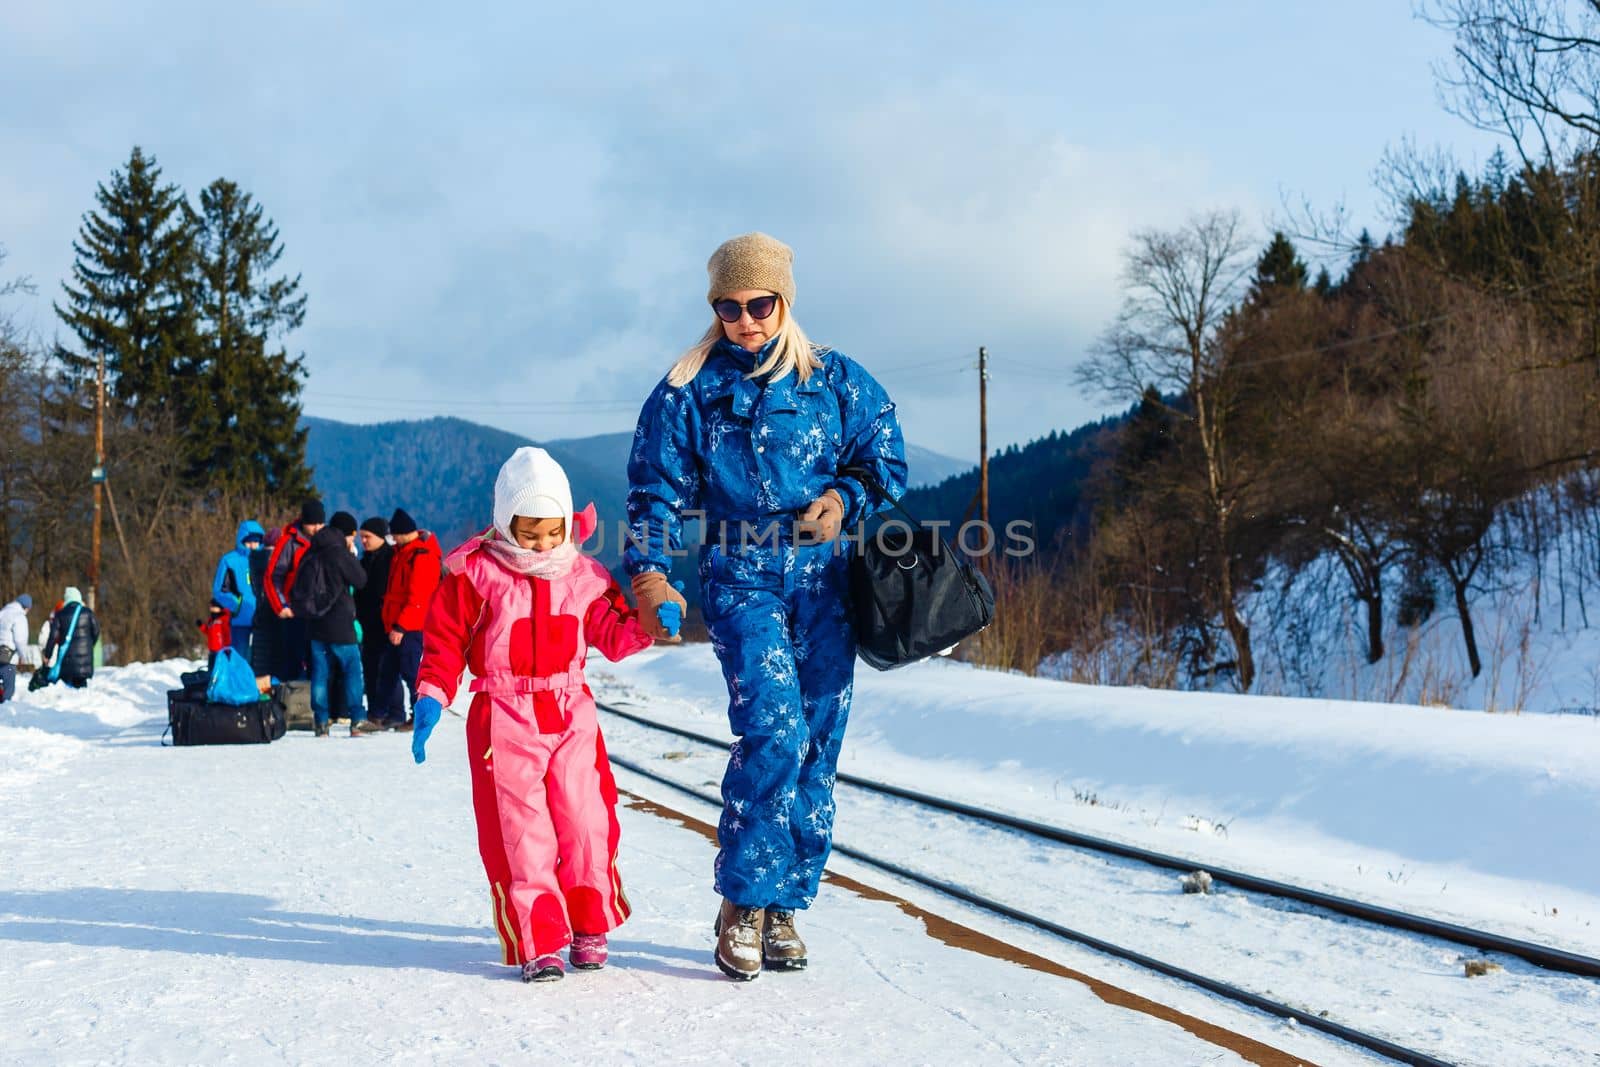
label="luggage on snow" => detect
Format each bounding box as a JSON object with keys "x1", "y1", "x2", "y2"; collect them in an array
[{"x1": 164, "y1": 684, "x2": 288, "y2": 746}]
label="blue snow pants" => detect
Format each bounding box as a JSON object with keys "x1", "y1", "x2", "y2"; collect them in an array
[{"x1": 701, "y1": 533, "x2": 856, "y2": 911}]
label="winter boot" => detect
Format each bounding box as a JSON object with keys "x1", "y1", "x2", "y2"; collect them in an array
[
  {"x1": 350, "y1": 718, "x2": 384, "y2": 737},
  {"x1": 313, "y1": 721, "x2": 330, "y2": 738},
  {"x1": 713, "y1": 900, "x2": 764, "y2": 981},
  {"x1": 762, "y1": 908, "x2": 807, "y2": 971},
  {"x1": 522, "y1": 955, "x2": 564, "y2": 982},
  {"x1": 569, "y1": 933, "x2": 608, "y2": 970}
]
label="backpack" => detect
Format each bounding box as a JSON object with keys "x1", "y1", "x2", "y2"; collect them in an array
[{"x1": 289, "y1": 548, "x2": 344, "y2": 620}]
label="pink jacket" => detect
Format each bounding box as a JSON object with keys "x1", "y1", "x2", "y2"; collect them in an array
[{"x1": 417, "y1": 505, "x2": 653, "y2": 733}]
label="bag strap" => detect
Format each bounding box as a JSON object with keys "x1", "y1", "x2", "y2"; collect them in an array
[
  {"x1": 49, "y1": 604, "x2": 84, "y2": 683},
  {"x1": 838, "y1": 465, "x2": 925, "y2": 529},
  {"x1": 841, "y1": 465, "x2": 993, "y2": 585}
]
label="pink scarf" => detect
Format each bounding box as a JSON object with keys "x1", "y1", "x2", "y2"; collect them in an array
[{"x1": 480, "y1": 532, "x2": 579, "y2": 579}]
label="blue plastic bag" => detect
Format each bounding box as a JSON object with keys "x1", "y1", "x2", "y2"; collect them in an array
[{"x1": 206, "y1": 647, "x2": 261, "y2": 706}]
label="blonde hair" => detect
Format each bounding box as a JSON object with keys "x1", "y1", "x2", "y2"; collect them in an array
[{"x1": 666, "y1": 296, "x2": 826, "y2": 388}]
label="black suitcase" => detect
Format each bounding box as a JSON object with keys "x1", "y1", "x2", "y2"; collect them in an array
[
  {"x1": 277, "y1": 680, "x2": 314, "y2": 731},
  {"x1": 165, "y1": 690, "x2": 286, "y2": 746}
]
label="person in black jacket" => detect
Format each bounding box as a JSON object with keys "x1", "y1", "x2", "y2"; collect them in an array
[
  {"x1": 356, "y1": 516, "x2": 402, "y2": 728},
  {"x1": 40, "y1": 587, "x2": 99, "y2": 689},
  {"x1": 292, "y1": 511, "x2": 378, "y2": 737}
]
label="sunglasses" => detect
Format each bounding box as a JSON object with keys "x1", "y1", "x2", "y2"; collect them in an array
[{"x1": 712, "y1": 294, "x2": 779, "y2": 323}]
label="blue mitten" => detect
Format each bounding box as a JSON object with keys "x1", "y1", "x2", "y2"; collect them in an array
[
  {"x1": 657, "y1": 581, "x2": 686, "y2": 637},
  {"x1": 412, "y1": 696, "x2": 443, "y2": 764}
]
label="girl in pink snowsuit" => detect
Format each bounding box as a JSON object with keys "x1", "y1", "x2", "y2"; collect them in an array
[{"x1": 411, "y1": 447, "x2": 657, "y2": 982}]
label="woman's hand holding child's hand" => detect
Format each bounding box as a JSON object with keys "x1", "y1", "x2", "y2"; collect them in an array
[{"x1": 632, "y1": 572, "x2": 688, "y2": 643}]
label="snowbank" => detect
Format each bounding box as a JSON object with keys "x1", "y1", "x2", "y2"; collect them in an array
[
  {"x1": 595, "y1": 644, "x2": 1600, "y2": 954},
  {"x1": 0, "y1": 660, "x2": 192, "y2": 796}
]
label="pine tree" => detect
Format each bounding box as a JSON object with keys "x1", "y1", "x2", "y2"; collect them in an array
[
  {"x1": 190, "y1": 178, "x2": 312, "y2": 498},
  {"x1": 54, "y1": 146, "x2": 196, "y2": 416},
  {"x1": 1247, "y1": 231, "x2": 1309, "y2": 303},
  {"x1": 1484, "y1": 146, "x2": 1510, "y2": 197},
  {"x1": 1352, "y1": 228, "x2": 1376, "y2": 265}
]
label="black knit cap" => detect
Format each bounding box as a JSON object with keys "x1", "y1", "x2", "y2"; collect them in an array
[
  {"x1": 360, "y1": 516, "x2": 389, "y2": 538},
  {"x1": 329, "y1": 511, "x2": 358, "y2": 537},
  {"x1": 300, "y1": 498, "x2": 327, "y2": 525},
  {"x1": 389, "y1": 508, "x2": 418, "y2": 535}
]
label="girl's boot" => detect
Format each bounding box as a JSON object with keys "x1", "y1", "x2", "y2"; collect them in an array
[
  {"x1": 522, "y1": 955, "x2": 564, "y2": 982},
  {"x1": 569, "y1": 933, "x2": 608, "y2": 970}
]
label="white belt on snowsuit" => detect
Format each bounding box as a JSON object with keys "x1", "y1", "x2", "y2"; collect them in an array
[{"x1": 469, "y1": 668, "x2": 586, "y2": 695}]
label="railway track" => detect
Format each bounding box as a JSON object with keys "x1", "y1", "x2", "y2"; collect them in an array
[{"x1": 599, "y1": 698, "x2": 1600, "y2": 1067}]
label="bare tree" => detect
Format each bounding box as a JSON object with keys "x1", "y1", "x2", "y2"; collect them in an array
[
  {"x1": 1421, "y1": 0, "x2": 1600, "y2": 162},
  {"x1": 0, "y1": 245, "x2": 38, "y2": 591},
  {"x1": 1077, "y1": 210, "x2": 1262, "y2": 688}
]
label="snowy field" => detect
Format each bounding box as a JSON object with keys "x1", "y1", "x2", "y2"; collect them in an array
[{"x1": 2, "y1": 654, "x2": 1597, "y2": 1065}]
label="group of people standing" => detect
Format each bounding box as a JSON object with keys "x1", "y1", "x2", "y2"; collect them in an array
[
  {"x1": 0, "y1": 588, "x2": 102, "y2": 700},
  {"x1": 209, "y1": 501, "x2": 442, "y2": 737}
]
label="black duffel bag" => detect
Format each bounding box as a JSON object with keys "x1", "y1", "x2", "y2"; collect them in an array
[
  {"x1": 164, "y1": 689, "x2": 286, "y2": 746},
  {"x1": 179, "y1": 669, "x2": 209, "y2": 698},
  {"x1": 840, "y1": 466, "x2": 995, "y2": 670}
]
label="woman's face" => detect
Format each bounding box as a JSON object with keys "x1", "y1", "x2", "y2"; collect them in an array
[
  {"x1": 716, "y1": 289, "x2": 781, "y2": 352},
  {"x1": 510, "y1": 515, "x2": 566, "y2": 551}
]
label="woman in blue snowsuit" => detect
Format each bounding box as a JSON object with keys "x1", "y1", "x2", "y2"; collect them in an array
[
  {"x1": 212, "y1": 520, "x2": 265, "y2": 660},
  {"x1": 626, "y1": 233, "x2": 907, "y2": 981}
]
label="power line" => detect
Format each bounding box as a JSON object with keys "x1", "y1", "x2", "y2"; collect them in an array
[{"x1": 302, "y1": 392, "x2": 640, "y2": 413}]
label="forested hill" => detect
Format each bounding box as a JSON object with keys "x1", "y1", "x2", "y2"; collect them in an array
[
  {"x1": 899, "y1": 408, "x2": 1132, "y2": 554},
  {"x1": 302, "y1": 417, "x2": 630, "y2": 556},
  {"x1": 304, "y1": 416, "x2": 970, "y2": 563}
]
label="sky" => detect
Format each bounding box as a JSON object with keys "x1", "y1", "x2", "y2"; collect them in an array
[{"x1": 1, "y1": 1, "x2": 1507, "y2": 463}]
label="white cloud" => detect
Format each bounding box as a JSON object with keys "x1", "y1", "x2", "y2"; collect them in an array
[{"x1": 3, "y1": 0, "x2": 1482, "y2": 460}]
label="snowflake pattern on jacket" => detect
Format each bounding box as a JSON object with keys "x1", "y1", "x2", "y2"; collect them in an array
[
  {"x1": 624, "y1": 338, "x2": 908, "y2": 576},
  {"x1": 625, "y1": 336, "x2": 908, "y2": 908}
]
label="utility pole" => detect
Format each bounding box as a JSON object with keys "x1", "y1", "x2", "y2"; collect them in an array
[
  {"x1": 957, "y1": 346, "x2": 994, "y2": 544},
  {"x1": 978, "y1": 345, "x2": 989, "y2": 533},
  {"x1": 89, "y1": 349, "x2": 104, "y2": 611}
]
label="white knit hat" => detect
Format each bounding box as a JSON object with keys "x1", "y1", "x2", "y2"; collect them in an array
[{"x1": 493, "y1": 447, "x2": 571, "y2": 542}]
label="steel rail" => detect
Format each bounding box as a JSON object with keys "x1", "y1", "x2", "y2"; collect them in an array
[
  {"x1": 598, "y1": 699, "x2": 1600, "y2": 981},
  {"x1": 608, "y1": 751, "x2": 1453, "y2": 1067}
]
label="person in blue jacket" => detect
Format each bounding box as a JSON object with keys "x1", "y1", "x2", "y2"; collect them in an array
[
  {"x1": 212, "y1": 519, "x2": 266, "y2": 660},
  {"x1": 626, "y1": 233, "x2": 907, "y2": 981}
]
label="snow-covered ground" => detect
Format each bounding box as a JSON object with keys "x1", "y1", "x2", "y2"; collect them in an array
[
  {"x1": 2, "y1": 654, "x2": 1597, "y2": 1065},
  {"x1": 594, "y1": 645, "x2": 1600, "y2": 1066}
]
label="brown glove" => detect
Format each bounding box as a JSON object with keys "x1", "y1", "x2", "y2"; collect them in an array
[
  {"x1": 631, "y1": 571, "x2": 688, "y2": 643},
  {"x1": 795, "y1": 489, "x2": 845, "y2": 545}
]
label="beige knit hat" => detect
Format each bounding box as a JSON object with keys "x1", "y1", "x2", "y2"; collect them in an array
[{"x1": 706, "y1": 232, "x2": 796, "y2": 306}]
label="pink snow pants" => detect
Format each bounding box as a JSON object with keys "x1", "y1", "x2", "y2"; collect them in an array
[{"x1": 466, "y1": 688, "x2": 629, "y2": 963}]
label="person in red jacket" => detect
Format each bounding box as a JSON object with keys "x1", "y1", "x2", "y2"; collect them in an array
[
  {"x1": 378, "y1": 507, "x2": 441, "y2": 730},
  {"x1": 198, "y1": 600, "x2": 231, "y2": 670},
  {"x1": 262, "y1": 499, "x2": 326, "y2": 681}
]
